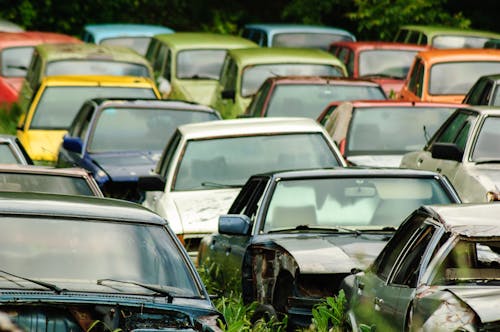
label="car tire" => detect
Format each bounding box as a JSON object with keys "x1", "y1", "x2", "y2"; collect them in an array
[{"x1": 250, "y1": 303, "x2": 277, "y2": 325}]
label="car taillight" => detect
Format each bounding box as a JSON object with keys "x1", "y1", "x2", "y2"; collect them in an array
[{"x1": 486, "y1": 191, "x2": 500, "y2": 202}]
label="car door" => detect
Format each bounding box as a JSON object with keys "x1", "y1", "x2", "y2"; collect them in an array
[
  {"x1": 210, "y1": 177, "x2": 269, "y2": 289},
  {"x1": 352, "y1": 214, "x2": 425, "y2": 330}
]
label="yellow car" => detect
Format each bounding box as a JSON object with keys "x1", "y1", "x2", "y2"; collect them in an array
[{"x1": 16, "y1": 75, "x2": 160, "y2": 164}]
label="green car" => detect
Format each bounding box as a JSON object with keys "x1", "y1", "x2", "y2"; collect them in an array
[
  {"x1": 211, "y1": 47, "x2": 347, "y2": 119},
  {"x1": 394, "y1": 25, "x2": 500, "y2": 49},
  {"x1": 145, "y1": 32, "x2": 258, "y2": 105}
]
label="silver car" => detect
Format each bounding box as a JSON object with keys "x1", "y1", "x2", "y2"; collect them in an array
[{"x1": 401, "y1": 106, "x2": 500, "y2": 202}]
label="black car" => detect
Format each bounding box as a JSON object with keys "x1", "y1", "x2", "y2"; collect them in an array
[
  {"x1": 0, "y1": 192, "x2": 223, "y2": 331},
  {"x1": 197, "y1": 168, "x2": 461, "y2": 328}
]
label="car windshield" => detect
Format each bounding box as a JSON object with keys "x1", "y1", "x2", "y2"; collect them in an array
[
  {"x1": 471, "y1": 116, "x2": 500, "y2": 162},
  {"x1": 263, "y1": 177, "x2": 453, "y2": 232},
  {"x1": 0, "y1": 217, "x2": 200, "y2": 296},
  {"x1": 241, "y1": 64, "x2": 343, "y2": 97},
  {"x1": 46, "y1": 60, "x2": 150, "y2": 78},
  {"x1": 101, "y1": 37, "x2": 152, "y2": 55},
  {"x1": 0, "y1": 173, "x2": 94, "y2": 196},
  {"x1": 1, "y1": 46, "x2": 33, "y2": 77},
  {"x1": 432, "y1": 35, "x2": 491, "y2": 49},
  {"x1": 174, "y1": 133, "x2": 339, "y2": 191},
  {"x1": 266, "y1": 84, "x2": 386, "y2": 118},
  {"x1": 429, "y1": 61, "x2": 500, "y2": 95},
  {"x1": 272, "y1": 32, "x2": 353, "y2": 50},
  {"x1": 347, "y1": 106, "x2": 454, "y2": 155},
  {"x1": 89, "y1": 107, "x2": 218, "y2": 153},
  {"x1": 433, "y1": 239, "x2": 500, "y2": 285},
  {"x1": 176, "y1": 49, "x2": 227, "y2": 80},
  {"x1": 30, "y1": 86, "x2": 157, "y2": 130},
  {"x1": 358, "y1": 49, "x2": 420, "y2": 78},
  {"x1": 0, "y1": 144, "x2": 21, "y2": 164}
]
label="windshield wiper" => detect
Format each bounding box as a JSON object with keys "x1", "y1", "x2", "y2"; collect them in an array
[
  {"x1": 268, "y1": 224, "x2": 361, "y2": 236},
  {"x1": 201, "y1": 181, "x2": 242, "y2": 188},
  {"x1": 474, "y1": 159, "x2": 500, "y2": 164},
  {"x1": 0, "y1": 269, "x2": 63, "y2": 293},
  {"x1": 97, "y1": 278, "x2": 174, "y2": 303}
]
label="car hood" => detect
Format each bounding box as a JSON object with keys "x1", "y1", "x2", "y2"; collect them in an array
[
  {"x1": 174, "y1": 80, "x2": 218, "y2": 106},
  {"x1": 170, "y1": 188, "x2": 240, "y2": 234},
  {"x1": 347, "y1": 154, "x2": 403, "y2": 167},
  {"x1": 446, "y1": 287, "x2": 500, "y2": 324},
  {"x1": 92, "y1": 151, "x2": 162, "y2": 182},
  {"x1": 272, "y1": 234, "x2": 390, "y2": 274}
]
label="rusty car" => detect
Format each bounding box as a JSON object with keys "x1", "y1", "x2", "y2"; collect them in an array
[
  {"x1": 197, "y1": 168, "x2": 460, "y2": 328},
  {"x1": 342, "y1": 203, "x2": 500, "y2": 332}
]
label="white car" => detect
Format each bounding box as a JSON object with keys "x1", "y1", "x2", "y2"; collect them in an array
[
  {"x1": 400, "y1": 106, "x2": 500, "y2": 202},
  {"x1": 139, "y1": 117, "x2": 346, "y2": 259}
]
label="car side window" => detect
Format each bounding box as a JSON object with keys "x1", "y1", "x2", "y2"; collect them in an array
[
  {"x1": 408, "y1": 59, "x2": 423, "y2": 96},
  {"x1": 247, "y1": 81, "x2": 271, "y2": 116},
  {"x1": 372, "y1": 214, "x2": 425, "y2": 281},
  {"x1": 222, "y1": 58, "x2": 237, "y2": 92},
  {"x1": 228, "y1": 177, "x2": 268, "y2": 223},
  {"x1": 434, "y1": 111, "x2": 470, "y2": 144},
  {"x1": 408, "y1": 31, "x2": 420, "y2": 44},
  {"x1": 390, "y1": 222, "x2": 438, "y2": 287},
  {"x1": 479, "y1": 81, "x2": 494, "y2": 105},
  {"x1": 493, "y1": 85, "x2": 500, "y2": 106},
  {"x1": 153, "y1": 44, "x2": 167, "y2": 80},
  {"x1": 394, "y1": 29, "x2": 408, "y2": 43},
  {"x1": 27, "y1": 52, "x2": 42, "y2": 90},
  {"x1": 163, "y1": 49, "x2": 172, "y2": 81},
  {"x1": 145, "y1": 39, "x2": 158, "y2": 63},
  {"x1": 158, "y1": 131, "x2": 181, "y2": 177}
]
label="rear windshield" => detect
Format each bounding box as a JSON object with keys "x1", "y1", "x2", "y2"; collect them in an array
[
  {"x1": 266, "y1": 84, "x2": 386, "y2": 118},
  {"x1": 429, "y1": 61, "x2": 500, "y2": 95},
  {"x1": 100, "y1": 37, "x2": 152, "y2": 55},
  {"x1": 46, "y1": 60, "x2": 150, "y2": 78},
  {"x1": 30, "y1": 86, "x2": 157, "y2": 129},
  {"x1": 272, "y1": 33, "x2": 354, "y2": 50},
  {"x1": 358, "y1": 49, "x2": 420, "y2": 79},
  {"x1": 1, "y1": 46, "x2": 33, "y2": 77},
  {"x1": 241, "y1": 63, "x2": 344, "y2": 97},
  {"x1": 0, "y1": 173, "x2": 94, "y2": 196},
  {"x1": 432, "y1": 35, "x2": 492, "y2": 49}
]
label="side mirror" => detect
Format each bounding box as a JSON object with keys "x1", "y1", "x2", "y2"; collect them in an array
[
  {"x1": 137, "y1": 174, "x2": 166, "y2": 192},
  {"x1": 431, "y1": 142, "x2": 463, "y2": 162},
  {"x1": 62, "y1": 136, "x2": 83, "y2": 154},
  {"x1": 218, "y1": 214, "x2": 251, "y2": 235},
  {"x1": 221, "y1": 90, "x2": 235, "y2": 100}
]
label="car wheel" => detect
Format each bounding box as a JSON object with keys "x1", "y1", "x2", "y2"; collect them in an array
[{"x1": 250, "y1": 303, "x2": 277, "y2": 325}]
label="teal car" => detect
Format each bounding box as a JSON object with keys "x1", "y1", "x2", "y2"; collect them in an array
[
  {"x1": 145, "y1": 32, "x2": 258, "y2": 105},
  {"x1": 82, "y1": 23, "x2": 174, "y2": 55},
  {"x1": 242, "y1": 23, "x2": 356, "y2": 50},
  {"x1": 211, "y1": 47, "x2": 347, "y2": 119},
  {"x1": 394, "y1": 25, "x2": 500, "y2": 49}
]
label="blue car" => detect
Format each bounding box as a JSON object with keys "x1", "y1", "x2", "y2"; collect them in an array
[
  {"x1": 57, "y1": 98, "x2": 221, "y2": 202},
  {"x1": 241, "y1": 23, "x2": 356, "y2": 50},
  {"x1": 0, "y1": 191, "x2": 224, "y2": 331},
  {"x1": 83, "y1": 23, "x2": 175, "y2": 55}
]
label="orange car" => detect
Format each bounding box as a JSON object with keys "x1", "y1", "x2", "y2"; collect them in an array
[
  {"x1": 398, "y1": 49, "x2": 500, "y2": 103},
  {"x1": 0, "y1": 31, "x2": 81, "y2": 109}
]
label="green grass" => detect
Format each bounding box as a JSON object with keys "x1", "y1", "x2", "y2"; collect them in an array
[{"x1": 0, "y1": 104, "x2": 20, "y2": 135}]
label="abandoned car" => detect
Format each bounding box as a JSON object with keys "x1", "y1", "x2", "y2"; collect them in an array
[
  {"x1": 343, "y1": 203, "x2": 500, "y2": 332},
  {"x1": 0, "y1": 192, "x2": 223, "y2": 331},
  {"x1": 197, "y1": 168, "x2": 460, "y2": 328}
]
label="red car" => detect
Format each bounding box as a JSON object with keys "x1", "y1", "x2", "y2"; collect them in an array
[
  {"x1": 0, "y1": 31, "x2": 81, "y2": 109},
  {"x1": 329, "y1": 41, "x2": 429, "y2": 98},
  {"x1": 243, "y1": 75, "x2": 387, "y2": 119}
]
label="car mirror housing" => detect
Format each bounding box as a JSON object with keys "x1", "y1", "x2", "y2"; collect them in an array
[
  {"x1": 431, "y1": 142, "x2": 463, "y2": 162},
  {"x1": 221, "y1": 89, "x2": 235, "y2": 100},
  {"x1": 62, "y1": 136, "x2": 83, "y2": 154},
  {"x1": 137, "y1": 175, "x2": 166, "y2": 192},
  {"x1": 218, "y1": 214, "x2": 251, "y2": 235}
]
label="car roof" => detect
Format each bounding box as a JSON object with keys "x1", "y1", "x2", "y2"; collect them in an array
[
  {"x1": 0, "y1": 191, "x2": 166, "y2": 224},
  {"x1": 416, "y1": 48, "x2": 500, "y2": 64},
  {"x1": 399, "y1": 25, "x2": 500, "y2": 39},
  {"x1": 227, "y1": 47, "x2": 344, "y2": 68},
  {"x1": 0, "y1": 31, "x2": 81, "y2": 49},
  {"x1": 0, "y1": 164, "x2": 91, "y2": 177},
  {"x1": 88, "y1": 98, "x2": 219, "y2": 113},
  {"x1": 34, "y1": 43, "x2": 151, "y2": 65},
  {"x1": 177, "y1": 117, "x2": 326, "y2": 139},
  {"x1": 40, "y1": 75, "x2": 158, "y2": 87},
  {"x1": 421, "y1": 204, "x2": 500, "y2": 237},
  {"x1": 263, "y1": 75, "x2": 381, "y2": 87},
  {"x1": 251, "y1": 167, "x2": 444, "y2": 179},
  {"x1": 84, "y1": 24, "x2": 174, "y2": 42},
  {"x1": 341, "y1": 100, "x2": 463, "y2": 108},
  {"x1": 151, "y1": 32, "x2": 258, "y2": 50},
  {"x1": 244, "y1": 23, "x2": 355, "y2": 37},
  {"x1": 329, "y1": 40, "x2": 429, "y2": 51}
]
